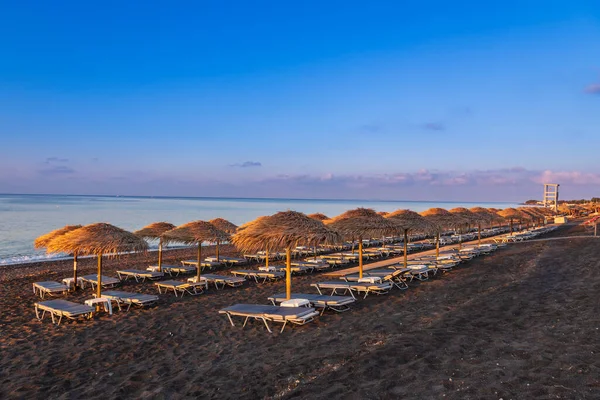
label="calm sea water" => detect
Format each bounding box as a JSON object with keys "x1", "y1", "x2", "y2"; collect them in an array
[{"x1": 0, "y1": 194, "x2": 518, "y2": 265}]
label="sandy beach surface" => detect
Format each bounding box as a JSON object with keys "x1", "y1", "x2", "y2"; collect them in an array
[{"x1": 1, "y1": 223, "x2": 600, "y2": 399}]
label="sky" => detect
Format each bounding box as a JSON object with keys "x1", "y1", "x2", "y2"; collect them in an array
[{"x1": 1, "y1": 0, "x2": 599, "y2": 202}]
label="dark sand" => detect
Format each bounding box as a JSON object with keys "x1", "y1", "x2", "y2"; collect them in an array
[{"x1": 1, "y1": 224, "x2": 600, "y2": 399}]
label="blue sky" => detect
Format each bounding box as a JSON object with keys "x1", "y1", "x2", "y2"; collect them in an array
[{"x1": 1, "y1": 1, "x2": 599, "y2": 201}]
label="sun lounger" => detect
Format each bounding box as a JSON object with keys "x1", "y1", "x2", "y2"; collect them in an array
[
  {"x1": 230, "y1": 269, "x2": 285, "y2": 283},
  {"x1": 219, "y1": 303, "x2": 320, "y2": 333},
  {"x1": 292, "y1": 260, "x2": 331, "y2": 271},
  {"x1": 147, "y1": 264, "x2": 196, "y2": 276},
  {"x1": 32, "y1": 281, "x2": 70, "y2": 299},
  {"x1": 193, "y1": 274, "x2": 246, "y2": 289},
  {"x1": 116, "y1": 269, "x2": 164, "y2": 282},
  {"x1": 204, "y1": 256, "x2": 247, "y2": 266},
  {"x1": 180, "y1": 260, "x2": 223, "y2": 270},
  {"x1": 154, "y1": 279, "x2": 207, "y2": 297},
  {"x1": 268, "y1": 293, "x2": 355, "y2": 315},
  {"x1": 80, "y1": 274, "x2": 121, "y2": 290},
  {"x1": 310, "y1": 280, "x2": 393, "y2": 299},
  {"x1": 341, "y1": 269, "x2": 409, "y2": 290},
  {"x1": 101, "y1": 290, "x2": 159, "y2": 311},
  {"x1": 35, "y1": 299, "x2": 94, "y2": 325},
  {"x1": 263, "y1": 265, "x2": 310, "y2": 274}
]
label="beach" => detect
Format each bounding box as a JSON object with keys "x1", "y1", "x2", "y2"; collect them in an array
[{"x1": 1, "y1": 223, "x2": 599, "y2": 399}]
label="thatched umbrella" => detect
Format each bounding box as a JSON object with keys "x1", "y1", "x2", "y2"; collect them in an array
[
  {"x1": 34, "y1": 225, "x2": 83, "y2": 288},
  {"x1": 518, "y1": 207, "x2": 543, "y2": 227},
  {"x1": 325, "y1": 208, "x2": 397, "y2": 279},
  {"x1": 232, "y1": 211, "x2": 341, "y2": 299},
  {"x1": 420, "y1": 208, "x2": 463, "y2": 257},
  {"x1": 497, "y1": 208, "x2": 529, "y2": 235},
  {"x1": 46, "y1": 223, "x2": 148, "y2": 299},
  {"x1": 209, "y1": 218, "x2": 238, "y2": 262},
  {"x1": 469, "y1": 207, "x2": 496, "y2": 245},
  {"x1": 307, "y1": 213, "x2": 329, "y2": 221},
  {"x1": 448, "y1": 208, "x2": 478, "y2": 249},
  {"x1": 386, "y1": 210, "x2": 436, "y2": 269},
  {"x1": 377, "y1": 211, "x2": 389, "y2": 216},
  {"x1": 162, "y1": 221, "x2": 229, "y2": 282},
  {"x1": 134, "y1": 222, "x2": 176, "y2": 272}
]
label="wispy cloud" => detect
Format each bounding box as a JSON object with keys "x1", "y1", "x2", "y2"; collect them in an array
[
  {"x1": 585, "y1": 83, "x2": 600, "y2": 94},
  {"x1": 422, "y1": 122, "x2": 446, "y2": 131},
  {"x1": 44, "y1": 157, "x2": 69, "y2": 164},
  {"x1": 38, "y1": 166, "x2": 76, "y2": 176},
  {"x1": 229, "y1": 161, "x2": 262, "y2": 168}
]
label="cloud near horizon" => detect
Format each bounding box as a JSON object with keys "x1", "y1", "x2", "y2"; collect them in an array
[
  {"x1": 229, "y1": 161, "x2": 262, "y2": 168},
  {"x1": 585, "y1": 83, "x2": 600, "y2": 94}
]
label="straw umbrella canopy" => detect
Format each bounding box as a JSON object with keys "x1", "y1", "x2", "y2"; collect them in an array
[
  {"x1": 307, "y1": 213, "x2": 329, "y2": 221},
  {"x1": 448, "y1": 208, "x2": 478, "y2": 249},
  {"x1": 518, "y1": 207, "x2": 543, "y2": 226},
  {"x1": 497, "y1": 208, "x2": 529, "y2": 235},
  {"x1": 325, "y1": 208, "x2": 398, "y2": 278},
  {"x1": 208, "y1": 218, "x2": 238, "y2": 262},
  {"x1": 162, "y1": 221, "x2": 229, "y2": 282},
  {"x1": 468, "y1": 207, "x2": 497, "y2": 244},
  {"x1": 377, "y1": 211, "x2": 389, "y2": 216},
  {"x1": 419, "y1": 208, "x2": 464, "y2": 257},
  {"x1": 34, "y1": 225, "x2": 83, "y2": 288},
  {"x1": 46, "y1": 223, "x2": 148, "y2": 299},
  {"x1": 134, "y1": 222, "x2": 176, "y2": 272},
  {"x1": 232, "y1": 211, "x2": 341, "y2": 299},
  {"x1": 386, "y1": 209, "x2": 436, "y2": 269}
]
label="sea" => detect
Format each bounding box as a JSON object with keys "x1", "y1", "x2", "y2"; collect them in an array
[{"x1": 0, "y1": 194, "x2": 519, "y2": 265}]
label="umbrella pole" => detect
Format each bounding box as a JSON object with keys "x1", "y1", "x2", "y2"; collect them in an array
[
  {"x1": 73, "y1": 252, "x2": 78, "y2": 291},
  {"x1": 158, "y1": 240, "x2": 163, "y2": 272},
  {"x1": 359, "y1": 239, "x2": 364, "y2": 279},
  {"x1": 403, "y1": 229, "x2": 408, "y2": 269},
  {"x1": 436, "y1": 232, "x2": 440, "y2": 258},
  {"x1": 286, "y1": 247, "x2": 291, "y2": 300},
  {"x1": 96, "y1": 254, "x2": 102, "y2": 306},
  {"x1": 216, "y1": 240, "x2": 220, "y2": 262},
  {"x1": 197, "y1": 242, "x2": 202, "y2": 282},
  {"x1": 478, "y1": 223, "x2": 481, "y2": 246},
  {"x1": 510, "y1": 219, "x2": 514, "y2": 235},
  {"x1": 458, "y1": 227, "x2": 462, "y2": 250},
  {"x1": 265, "y1": 248, "x2": 269, "y2": 269}
]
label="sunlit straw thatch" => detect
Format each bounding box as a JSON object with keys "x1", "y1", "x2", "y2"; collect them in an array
[
  {"x1": 47, "y1": 223, "x2": 149, "y2": 256},
  {"x1": 386, "y1": 209, "x2": 436, "y2": 234},
  {"x1": 419, "y1": 208, "x2": 463, "y2": 230},
  {"x1": 232, "y1": 211, "x2": 341, "y2": 253},
  {"x1": 209, "y1": 218, "x2": 238, "y2": 234},
  {"x1": 134, "y1": 222, "x2": 176, "y2": 239},
  {"x1": 307, "y1": 213, "x2": 329, "y2": 221},
  {"x1": 162, "y1": 221, "x2": 230, "y2": 245},
  {"x1": 325, "y1": 208, "x2": 399, "y2": 239},
  {"x1": 34, "y1": 225, "x2": 83, "y2": 249}
]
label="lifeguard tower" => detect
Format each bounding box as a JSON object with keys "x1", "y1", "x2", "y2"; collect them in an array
[{"x1": 543, "y1": 183, "x2": 559, "y2": 212}]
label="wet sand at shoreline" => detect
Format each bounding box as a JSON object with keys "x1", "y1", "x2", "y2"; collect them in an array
[{"x1": 1, "y1": 224, "x2": 600, "y2": 399}]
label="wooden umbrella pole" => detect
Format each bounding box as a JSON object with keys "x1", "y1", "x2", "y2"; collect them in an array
[
  {"x1": 158, "y1": 240, "x2": 163, "y2": 272},
  {"x1": 285, "y1": 247, "x2": 291, "y2": 300},
  {"x1": 510, "y1": 219, "x2": 514, "y2": 235},
  {"x1": 197, "y1": 242, "x2": 202, "y2": 281},
  {"x1": 478, "y1": 223, "x2": 481, "y2": 246},
  {"x1": 403, "y1": 229, "x2": 408, "y2": 269},
  {"x1": 458, "y1": 227, "x2": 462, "y2": 250},
  {"x1": 359, "y1": 239, "x2": 364, "y2": 279},
  {"x1": 436, "y1": 232, "x2": 440, "y2": 258},
  {"x1": 216, "y1": 240, "x2": 220, "y2": 262},
  {"x1": 73, "y1": 252, "x2": 78, "y2": 291},
  {"x1": 96, "y1": 254, "x2": 102, "y2": 301},
  {"x1": 265, "y1": 248, "x2": 269, "y2": 269}
]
